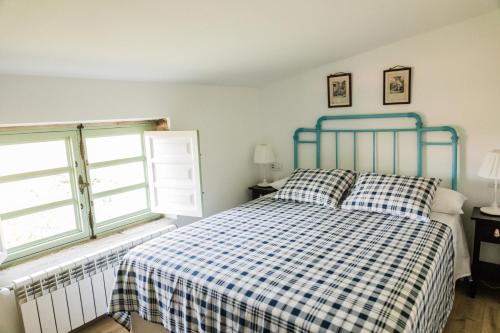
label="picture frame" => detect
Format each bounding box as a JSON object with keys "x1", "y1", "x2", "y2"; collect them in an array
[
  {"x1": 327, "y1": 72, "x2": 352, "y2": 108},
  {"x1": 383, "y1": 66, "x2": 411, "y2": 105}
]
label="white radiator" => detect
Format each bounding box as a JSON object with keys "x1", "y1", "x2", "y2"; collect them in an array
[{"x1": 11, "y1": 226, "x2": 175, "y2": 333}]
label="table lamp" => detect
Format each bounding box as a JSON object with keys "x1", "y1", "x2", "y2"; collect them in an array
[
  {"x1": 478, "y1": 149, "x2": 500, "y2": 216},
  {"x1": 254, "y1": 144, "x2": 275, "y2": 186}
]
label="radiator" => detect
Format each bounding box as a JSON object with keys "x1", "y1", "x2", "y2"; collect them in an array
[{"x1": 11, "y1": 225, "x2": 175, "y2": 333}]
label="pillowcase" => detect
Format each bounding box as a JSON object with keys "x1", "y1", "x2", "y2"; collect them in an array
[
  {"x1": 431, "y1": 187, "x2": 467, "y2": 215},
  {"x1": 273, "y1": 168, "x2": 356, "y2": 208},
  {"x1": 341, "y1": 172, "x2": 440, "y2": 222},
  {"x1": 269, "y1": 177, "x2": 289, "y2": 190}
]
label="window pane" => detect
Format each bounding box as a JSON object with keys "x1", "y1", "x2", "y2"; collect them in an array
[
  {"x1": 94, "y1": 188, "x2": 148, "y2": 223},
  {"x1": 2, "y1": 205, "x2": 77, "y2": 249},
  {"x1": 0, "y1": 173, "x2": 73, "y2": 214},
  {"x1": 0, "y1": 140, "x2": 68, "y2": 176},
  {"x1": 86, "y1": 134, "x2": 143, "y2": 164},
  {"x1": 89, "y1": 162, "x2": 145, "y2": 194}
]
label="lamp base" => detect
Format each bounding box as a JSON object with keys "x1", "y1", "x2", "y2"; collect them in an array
[
  {"x1": 258, "y1": 180, "x2": 271, "y2": 187},
  {"x1": 480, "y1": 206, "x2": 500, "y2": 216}
]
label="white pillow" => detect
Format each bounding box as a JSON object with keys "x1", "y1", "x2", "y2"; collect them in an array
[
  {"x1": 269, "y1": 177, "x2": 288, "y2": 189},
  {"x1": 431, "y1": 187, "x2": 467, "y2": 215}
]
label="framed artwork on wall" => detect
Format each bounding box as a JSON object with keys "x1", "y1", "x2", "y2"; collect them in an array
[
  {"x1": 327, "y1": 72, "x2": 352, "y2": 108},
  {"x1": 383, "y1": 66, "x2": 411, "y2": 105}
]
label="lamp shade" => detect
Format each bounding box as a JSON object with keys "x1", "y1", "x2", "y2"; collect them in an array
[
  {"x1": 478, "y1": 150, "x2": 500, "y2": 179},
  {"x1": 254, "y1": 144, "x2": 275, "y2": 164}
]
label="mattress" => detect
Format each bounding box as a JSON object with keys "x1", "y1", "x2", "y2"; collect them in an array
[{"x1": 109, "y1": 197, "x2": 455, "y2": 333}]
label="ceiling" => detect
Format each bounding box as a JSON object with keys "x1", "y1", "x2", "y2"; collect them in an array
[{"x1": 0, "y1": 0, "x2": 498, "y2": 85}]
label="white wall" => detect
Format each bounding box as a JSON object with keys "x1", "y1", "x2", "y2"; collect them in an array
[
  {"x1": 259, "y1": 10, "x2": 500, "y2": 263},
  {"x1": 0, "y1": 75, "x2": 261, "y2": 226}
]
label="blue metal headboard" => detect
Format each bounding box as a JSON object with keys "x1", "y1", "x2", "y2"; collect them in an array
[{"x1": 293, "y1": 112, "x2": 459, "y2": 190}]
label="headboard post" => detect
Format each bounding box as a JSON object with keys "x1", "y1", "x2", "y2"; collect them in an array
[
  {"x1": 293, "y1": 130, "x2": 299, "y2": 169},
  {"x1": 416, "y1": 130, "x2": 423, "y2": 177},
  {"x1": 293, "y1": 113, "x2": 459, "y2": 190},
  {"x1": 452, "y1": 132, "x2": 458, "y2": 190},
  {"x1": 414, "y1": 114, "x2": 424, "y2": 178},
  {"x1": 315, "y1": 122, "x2": 322, "y2": 168}
]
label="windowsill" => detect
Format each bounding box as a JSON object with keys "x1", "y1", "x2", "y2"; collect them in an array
[{"x1": 0, "y1": 217, "x2": 176, "y2": 288}]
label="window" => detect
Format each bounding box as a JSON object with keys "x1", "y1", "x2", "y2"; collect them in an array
[
  {"x1": 83, "y1": 127, "x2": 153, "y2": 233},
  {"x1": 0, "y1": 130, "x2": 90, "y2": 262},
  {"x1": 0, "y1": 122, "x2": 165, "y2": 263},
  {"x1": 0, "y1": 122, "x2": 202, "y2": 264}
]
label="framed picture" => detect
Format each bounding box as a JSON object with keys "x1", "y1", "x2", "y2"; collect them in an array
[
  {"x1": 383, "y1": 66, "x2": 411, "y2": 105},
  {"x1": 327, "y1": 73, "x2": 352, "y2": 108}
]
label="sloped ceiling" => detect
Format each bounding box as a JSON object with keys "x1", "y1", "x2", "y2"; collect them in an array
[{"x1": 0, "y1": 0, "x2": 498, "y2": 85}]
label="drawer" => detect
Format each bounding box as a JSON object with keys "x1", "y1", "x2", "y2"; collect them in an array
[{"x1": 478, "y1": 220, "x2": 500, "y2": 244}]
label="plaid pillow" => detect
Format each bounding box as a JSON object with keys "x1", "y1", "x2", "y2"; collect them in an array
[
  {"x1": 273, "y1": 168, "x2": 356, "y2": 208},
  {"x1": 341, "y1": 172, "x2": 440, "y2": 222}
]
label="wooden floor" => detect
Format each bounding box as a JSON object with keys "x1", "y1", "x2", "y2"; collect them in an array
[
  {"x1": 79, "y1": 282, "x2": 499, "y2": 333},
  {"x1": 443, "y1": 282, "x2": 500, "y2": 333}
]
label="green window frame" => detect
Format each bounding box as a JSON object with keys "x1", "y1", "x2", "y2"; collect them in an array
[
  {"x1": 82, "y1": 125, "x2": 157, "y2": 234},
  {"x1": 0, "y1": 121, "x2": 159, "y2": 264}
]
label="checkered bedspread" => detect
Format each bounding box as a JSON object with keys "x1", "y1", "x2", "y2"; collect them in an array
[{"x1": 109, "y1": 197, "x2": 454, "y2": 333}]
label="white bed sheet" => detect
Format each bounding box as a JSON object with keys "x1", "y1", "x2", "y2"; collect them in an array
[{"x1": 430, "y1": 212, "x2": 471, "y2": 280}]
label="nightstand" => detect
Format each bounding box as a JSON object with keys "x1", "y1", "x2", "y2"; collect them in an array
[
  {"x1": 248, "y1": 185, "x2": 277, "y2": 200},
  {"x1": 470, "y1": 207, "x2": 500, "y2": 297}
]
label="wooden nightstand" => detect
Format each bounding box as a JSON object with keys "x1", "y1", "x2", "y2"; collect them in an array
[
  {"x1": 470, "y1": 207, "x2": 500, "y2": 297},
  {"x1": 248, "y1": 185, "x2": 277, "y2": 200}
]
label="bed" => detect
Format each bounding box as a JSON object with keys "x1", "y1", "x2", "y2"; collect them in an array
[{"x1": 109, "y1": 113, "x2": 468, "y2": 332}]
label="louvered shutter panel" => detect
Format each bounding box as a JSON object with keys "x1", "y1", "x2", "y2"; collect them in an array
[{"x1": 144, "y1": 131, "x2": 203, "y2": 217}]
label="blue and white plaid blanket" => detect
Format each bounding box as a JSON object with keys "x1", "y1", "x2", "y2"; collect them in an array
[{"x1": 109, "y1": 197, "x2": 454, "y2": 332}]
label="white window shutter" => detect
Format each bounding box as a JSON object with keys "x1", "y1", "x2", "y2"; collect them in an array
[
  {"x1": 0, "y1": 217, "x2": 7, "y2": 264},
  {"x1": 144, "y1": 130, "x2": 203, "y2": 217}
]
